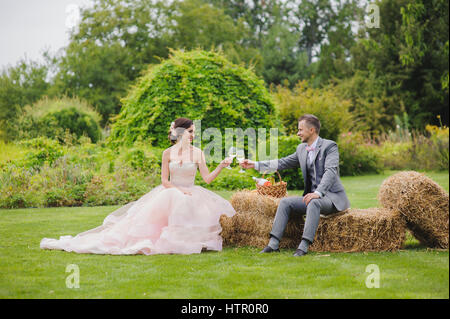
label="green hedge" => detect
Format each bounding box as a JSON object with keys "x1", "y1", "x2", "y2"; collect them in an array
[
  {"x1": 18, "y1": 97, "x2": 102, "y2": 143},
  {"x1": 0, "y1": 138, "x2": 163, "y2": 208},
  {"x1": 108, "y1": 49, "x2": 278, "y2": 148}
]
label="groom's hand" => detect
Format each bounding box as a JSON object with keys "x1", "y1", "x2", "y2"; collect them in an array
[
  {"x1": 240, "y1": 159, "x2": 255, "y2": 169},
  {"x1": 303, "y1": 193, "x2": 320, "y2": 205}
]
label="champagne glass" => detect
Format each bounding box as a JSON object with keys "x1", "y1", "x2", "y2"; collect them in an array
[
  {"x1": 226, "y1": 147, "x2": 237, "y2": 169},
  {"x1": 236, "y1": 149, "x2": 245, "y2": 173}
]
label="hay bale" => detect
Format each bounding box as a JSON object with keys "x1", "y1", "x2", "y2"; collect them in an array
[
  {"x1": 229, "y1": 190, "x2": 280, "y2": 218},
  {"x1": 310, "y1": 208, "x2": 406, "y2": 252},
  {"x1": 220, "y1": 191, "x2": 303, "y2": 248},
  {"x1": 220, "y1": 209, "x2": 273, "y2": 248},
  {"x1": 378, "y1": 171, "x2": 449, "y2": 248},
  {"x1": 221, "y1": 191, "x2": 407, "y2": 252},
  {"x1": 220, "y1": 212, "x2": 300, "y2": 249}
]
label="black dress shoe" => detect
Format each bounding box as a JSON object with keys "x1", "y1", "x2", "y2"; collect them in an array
[
  {"x1": 293, "y1": 249, "x2": 307, "y2": 257},
  {"x1": 259, "y1": 246, "x2": 280, "y2": 253}
]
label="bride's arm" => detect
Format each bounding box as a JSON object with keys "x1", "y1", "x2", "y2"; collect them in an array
[{"x1": 198, "y1": 150, "x2": 231, "y2": 184}]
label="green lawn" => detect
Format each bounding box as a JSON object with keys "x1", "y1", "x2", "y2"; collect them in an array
[{"x1": 0, "y1": 171, "x2": 448, "y2": 298}]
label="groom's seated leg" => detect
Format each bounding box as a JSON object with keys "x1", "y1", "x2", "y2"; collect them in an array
[
  {"x1": 302, "y1": 197, "x2": 336, "y2": 248},
  {"x1": 269, "y1": 197, "x2": 307, "y2": 249}
]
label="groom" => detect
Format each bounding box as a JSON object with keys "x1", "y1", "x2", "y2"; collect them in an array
[{"x1": 240, "y1": 114, "x2": 350, "y2": 257}]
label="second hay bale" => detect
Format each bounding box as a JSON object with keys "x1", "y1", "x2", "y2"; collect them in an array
[
  {"x1": 310, "y1": 208, "x2": 406, "y2": 252},
  {"x1": 221, "y1": 191, "x2": 406, "y2": 251},
  {"x1": 378, "y1": 171, "x2": 449, "y2": 249}
]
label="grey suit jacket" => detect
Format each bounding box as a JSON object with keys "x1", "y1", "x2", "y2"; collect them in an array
[{"x1": 256, "y1": 137, "x2": 351, "y2": 212}]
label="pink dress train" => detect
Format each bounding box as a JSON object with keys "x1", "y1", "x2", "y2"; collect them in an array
[{"x1": 40, "y1": 161, "x2": 236, "y2": 255}]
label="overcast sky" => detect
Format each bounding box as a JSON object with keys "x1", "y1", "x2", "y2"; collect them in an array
[{"x1": 0, "y1": 0, "x2": 94, "y2": 71}]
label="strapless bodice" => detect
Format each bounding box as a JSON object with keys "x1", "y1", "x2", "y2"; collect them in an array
[{"x1": 169, "y1": 161, "x2": 198, "y2": 187}]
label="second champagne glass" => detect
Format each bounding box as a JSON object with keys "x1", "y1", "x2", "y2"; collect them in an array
[
  {"x1": 236, "y1": 149, "x2": 245, "y2": 173},
  {"x1": 226, "y1": 147, "x2": 237, "y2": 169}
]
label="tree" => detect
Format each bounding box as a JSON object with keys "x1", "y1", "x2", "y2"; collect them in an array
[
  {"x1": 399, "y1": 0, "x2": 449, "y2": 124},
  {"x1": 51, "y1": 0, "x2": 256, "y2": 126},
  {"x1": 350, "y1": 0, "x2": 449, "y2": 128},
  {"x1": 167, "y1": 0, "x2": 243, "y2": 50},
  {"x1": 260, "y1": 13, "x2": 311, "y2": 87},
  {"x1": 0, "y1": 58, "x2": 50, "y2": 140},
  {"x1": 51, "y1": 0, "x2": 171, "y2": 125},
  {"x1": 314, "y1": 0, "x2": 363, "y2": 85},
  {"x1": 207, "y1": 0, "x2": 282, "y2": 48}
]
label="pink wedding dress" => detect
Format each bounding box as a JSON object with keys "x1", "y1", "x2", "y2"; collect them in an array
[{"x1": 40, "y1": 161, "x2": 236, "y2": 255}]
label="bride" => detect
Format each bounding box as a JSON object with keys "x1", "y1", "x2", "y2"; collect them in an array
[{"x1": 40, "y1": 117, "x2": 236, "y2": 255}]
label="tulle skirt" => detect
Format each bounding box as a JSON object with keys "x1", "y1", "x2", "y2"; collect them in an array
[{"x1": 40, "y1": 185, "x2": 236, "y2": 255}]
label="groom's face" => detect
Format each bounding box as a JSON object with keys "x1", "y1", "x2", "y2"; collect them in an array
[{"x1": 297, "y1": 120, "x2": 315, "y2": 143}]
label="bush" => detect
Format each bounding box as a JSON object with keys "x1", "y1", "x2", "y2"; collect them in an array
[
  {"x1": 108, "y1": 49, "x2": 278, "y2": 148},
  {"x1": 377, "y1": 141, "x2": 413, "y2": 170},
  {"x1": 0, "y1": 58, "x2": 50, "y2": 142},
  {"x1": 17, "y1": 137, "x2": 65, "y2": 169},
  {"x1": 18, "y1": 96, "x2": 102, "y2": 143},
  {"x1": 338, "y1": 132, "x2": 383, "y2": 176},
  {"x1": 409, "y1": 125, "x2": 449, "y2": 170},
  {"x1": 272, "y1": 81, "x2": 353, "y2": 141},
  {"x1": 377, "y1": 123, "x2": 449, "y2": 171},
  {"x1": 0, "y1": 139, "x2": 162, "y2": 208},
  {"x1": 331, "y1": 71, "x2": 405, "y2": 137}
]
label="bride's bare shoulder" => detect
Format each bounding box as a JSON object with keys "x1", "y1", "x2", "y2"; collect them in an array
[
  {"x1": 191, "y1": 146, "x2": 204, "y2": 162},
  {"x1": 191, "y1": 145, "x2": 203, "y2": 153},
  {"x1": 162, "y1": 147, "x2": 174, "y2": 158}
]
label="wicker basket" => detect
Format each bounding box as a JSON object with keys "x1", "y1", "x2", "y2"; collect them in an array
[{"x1": 256, "y1": 171, "x2": 287, "y2": 198}]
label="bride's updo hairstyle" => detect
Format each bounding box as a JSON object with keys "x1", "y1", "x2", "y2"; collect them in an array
[{"x1": 168, "y1": 117, "x2": 194, "y2": 145}]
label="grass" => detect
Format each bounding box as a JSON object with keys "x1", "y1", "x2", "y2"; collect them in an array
[{"x1": 0, "y1": 170, "x2": 448, "y2": 298}]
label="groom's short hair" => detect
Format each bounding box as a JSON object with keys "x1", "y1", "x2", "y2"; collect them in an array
[{"x1": 298, "y1": 114, "x2": 321, "y2": 134}]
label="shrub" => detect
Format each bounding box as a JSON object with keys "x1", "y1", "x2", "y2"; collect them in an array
[
  {"x1": 338, "y1": 132, "x2": 383, "y2": 176},
  {"x1": 108, "y1": 49, "x2": 277, "y2": 148},
  {"x1": 331, "y1": 71, "x2": 406, "y2": 137},
  {"x1": 17, "y1": 137, "x2": 65, "y2": 168},
  {"x1": 0, "y1": 139, "x2": 163, "y2": 208},
  {"x1": 409, "y1": 125, "x2": 449, "y2": 171},
  {"x1": 19, "y1": 96, "x2": 102, "y2": 143},
  {"x1": 272, "y1": 81, "x2": 353, "y2": 141},
  {"x1": 377, "y1": 122, "x2": 449, "y2": 171},
  {"x1": 377, "y1": 141, "x2": 413, "y2": 170}
]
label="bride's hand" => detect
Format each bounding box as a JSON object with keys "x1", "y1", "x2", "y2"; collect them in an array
[{"x1": 219, "y1": 157, "x2": 233, "y2": 168}]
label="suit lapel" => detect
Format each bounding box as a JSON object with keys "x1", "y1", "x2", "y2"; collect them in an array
[
  {"x1": 300, "y1": 144, "x2": 307, "y2": 184},
  {"x1": 311, "y1": 137, "x2": 323, "y2": 164}
]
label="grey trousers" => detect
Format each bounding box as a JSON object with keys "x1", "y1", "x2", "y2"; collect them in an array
[{"x1": 270, "y1": 196, "x2": 338, "y2": 243}]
